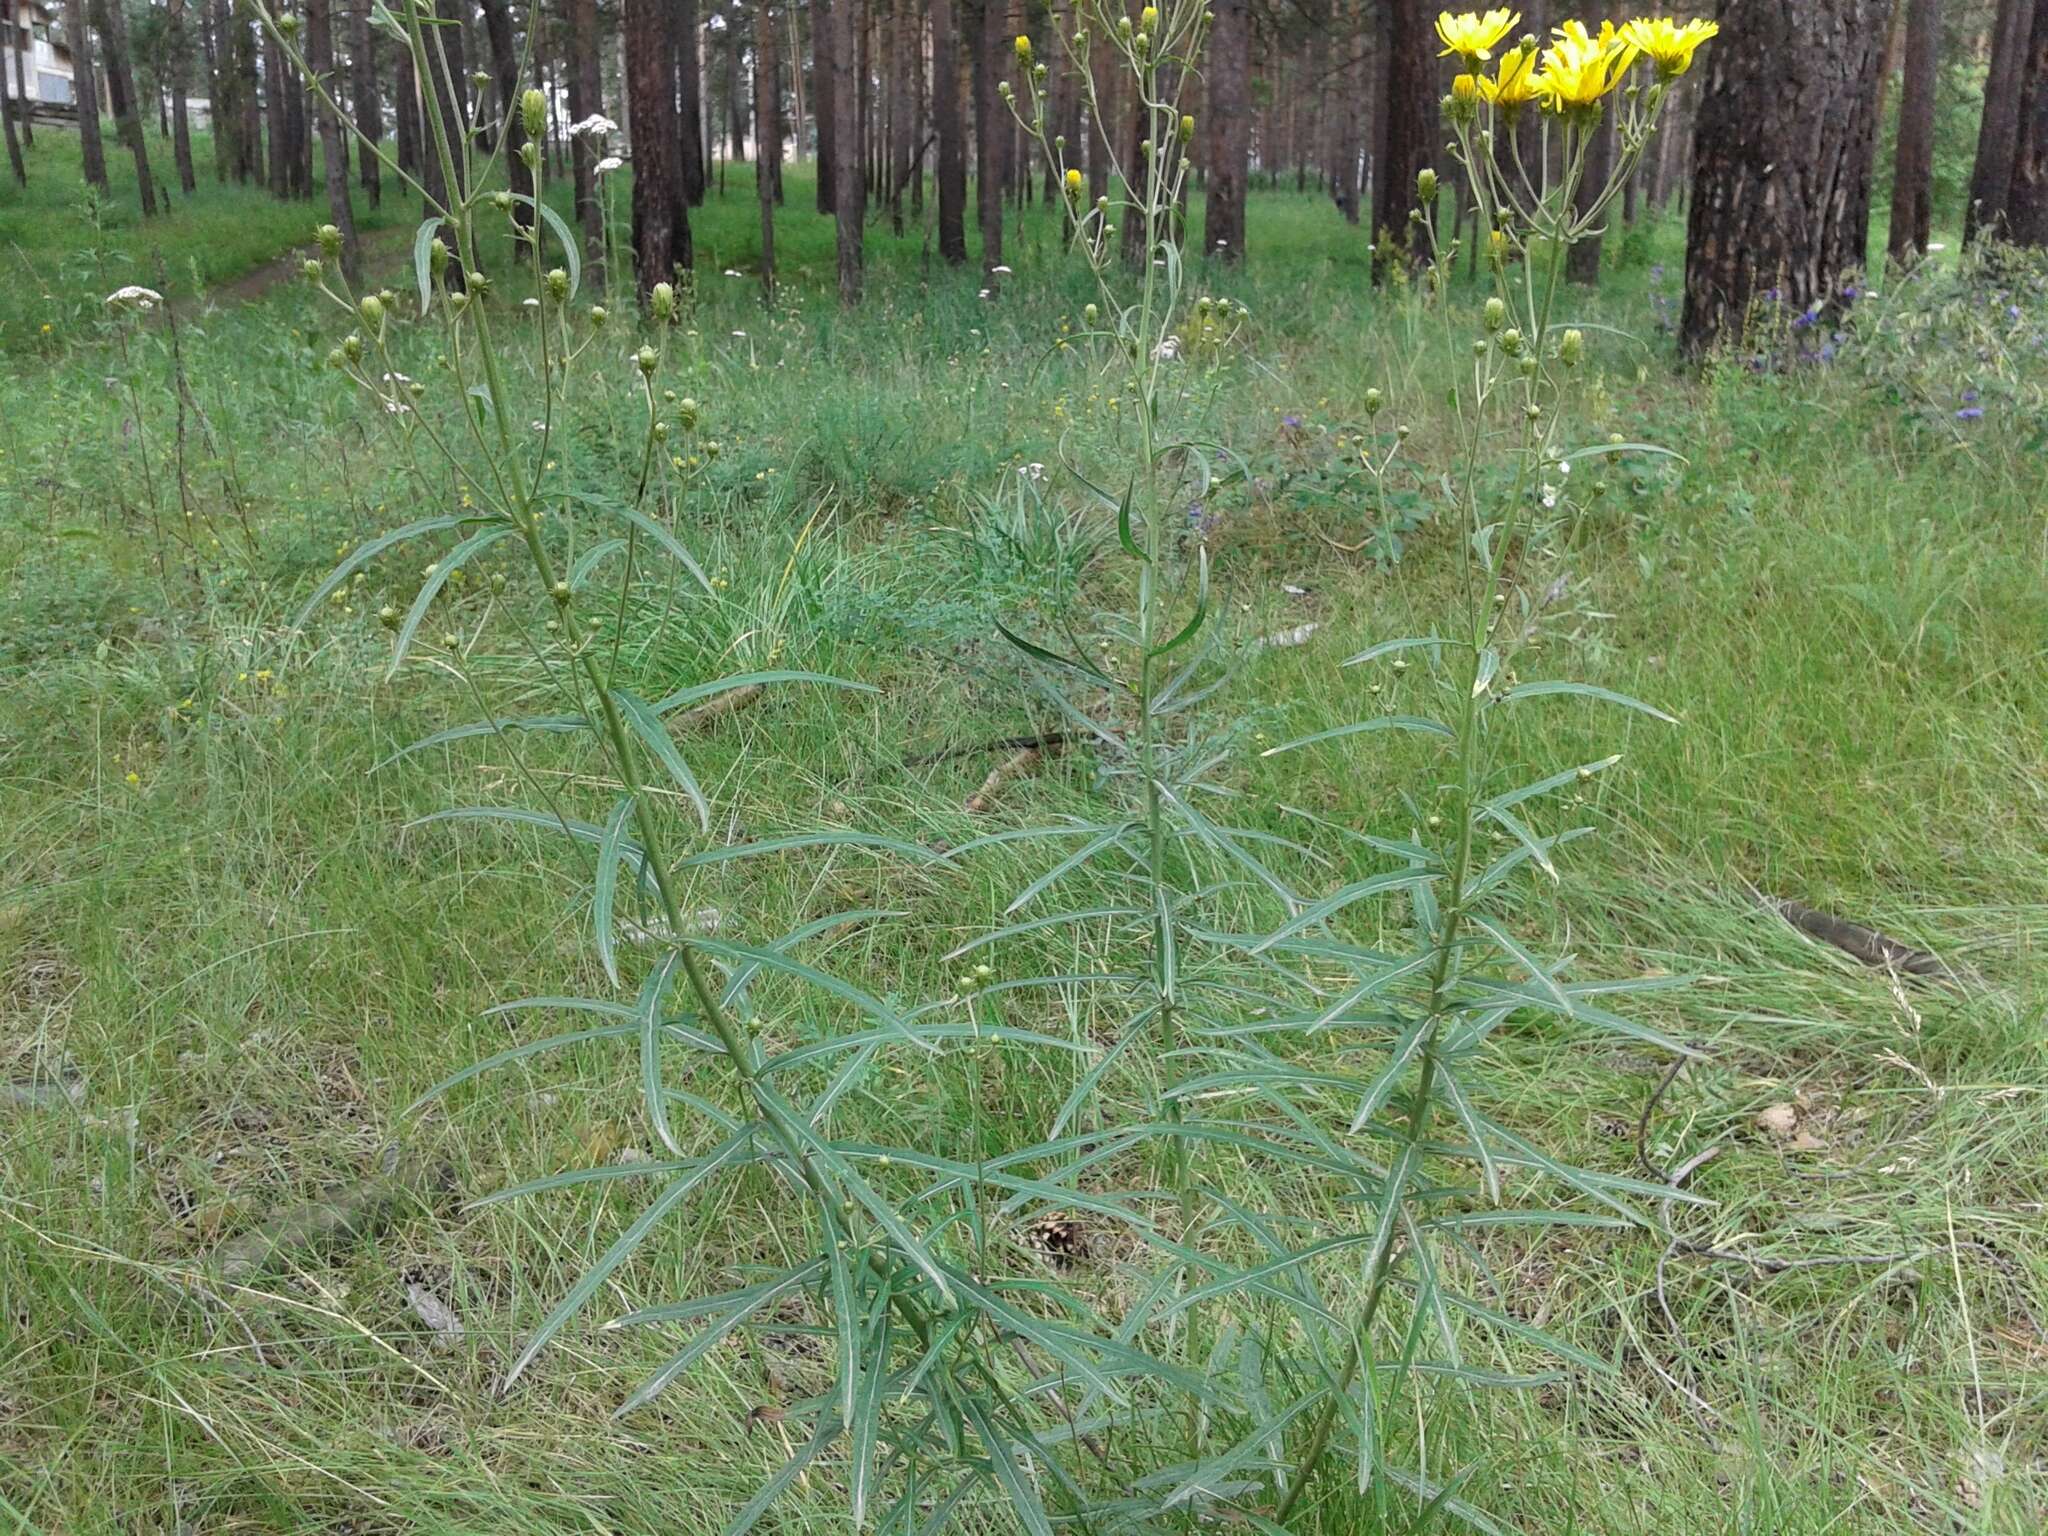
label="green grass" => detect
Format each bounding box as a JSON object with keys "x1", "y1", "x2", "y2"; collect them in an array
[
  {"x1": 0, "y1": 121, "x2": 411, "y2": 359},
  {"x1": 1, "y1": 162, "x2": 2043, "y2": 1533}
]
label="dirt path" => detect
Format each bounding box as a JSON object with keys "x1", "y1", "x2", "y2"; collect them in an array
[{"x1": 202, "y1": 224, "x2": 417, "y2": 310}]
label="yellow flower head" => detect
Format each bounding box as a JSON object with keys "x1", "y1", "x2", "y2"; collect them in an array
[
  {"x1": 1436, "y1": 8, "x2": 1521, "y2": 62},
  {"x1": 1619, "y1": 15, "x2": 1718, "y2": 78},
  {"x1": 1536, "y1": 19, "x2": 1635, "y2": 112},
  {"x1": 1451, "y1": 72, "x2": 1481, "y2": 106},
  {"x1": 1479, "y1": 41, "x2": 1541, "y2": 109},
  {"x1": 1065, "y1": 166, "x2": 1084, "y2": 192}
]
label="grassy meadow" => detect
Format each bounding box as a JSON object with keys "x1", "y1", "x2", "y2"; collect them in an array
[{"x1": 1, "y1": 141, "x2": 2045, "y2": 1535}]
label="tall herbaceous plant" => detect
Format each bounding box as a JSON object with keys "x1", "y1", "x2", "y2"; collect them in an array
[
  {"x1": 988, "y1": 5, "x2": 1723, "y2": 1528},
  {"x1": 260, "y1": 4, "x2": 1220, "y2": 1532},
  {"x1": 261, "y1": 0, "x2": 1716, "y2": 1528}
]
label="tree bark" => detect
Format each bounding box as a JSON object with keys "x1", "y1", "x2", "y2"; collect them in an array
[
  {"x1": 626, "y1": 0, "x2": 690, "y2": 299},
  {"x1": 815, "y1": 0, "x2": 837, "y2": 209},
  {"x1": 66, "y1": 0, "x2": 110, "y2": 191},
  {"x1": 1681, "y1": 0, "x2": 1890, "y2": 355},
  {"x1": 676, "y1": 0, "x2": 706, "y2": 203},
  {"x1": 889, "y1": 0, "x2": 914, "y2": 233},
  {"x1": 1205, "y1": 0, "x2": 1249, "y2": 262},
  {"x1": 755, "y1": 0, "x2": 780, "y2": 300},
  {"x1": 1372, "y1": 0, "x2": 1430, "y2": 268},
  {"x1": 477, "y1": 0, "x2": 535, "y2": 248},
  {"x1": 9, "y1": 19, "x2": 31, "y2": 150},
  {"x1": 417, "y1": 0, "x2": 469, "y2": 287},
  {"x1": 167, "y1": 0, "x2": 198, "y2": 193},
  {"x1": 566, "y1": 0, "x2": 604, "y2": 279},
  {"x1": 2008, "y1": 0, "x2": 2048, "y2": 243},
  {"x1": 1567, "y1": 101, "x2": 1616, "y2": 283},
  {"x1": 1, "y1": 28, "x2": 24, "y2": 186},
  {"x1": 1966, "y1": 0, "x2": 2035, "y2": 241},
  {"x1": 94, "y1": 0, "x2": 158, "y2": 213},
  {"x1": 830, "y1": 0, "x2": 864, "y2": 300},
  {"x1": 263, "y1": 9, "x2": 289, "y2": 196},
  {"x1": 932, "y1": 0, "x2": 966, "y2": 261},
  {"x1": 393, "y1": 24, "x2": 419, "y2": 177},
  {"x1": 352, "y1": 0, "x2": 382, "y2": 206},
  {"x1": 305, "y1": 0, "x2": 358, "y2": 279},
  {"x1": 971, "y1": 0, "x2": 1002, "y2": 270},
  {"x1": 1888, "y1": 0, "x2": 1937, "y2": 262}
]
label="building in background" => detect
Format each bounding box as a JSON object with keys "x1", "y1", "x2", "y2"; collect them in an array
[{"x1": 4, "y1": 0, "x2": 76, "y2": 109}]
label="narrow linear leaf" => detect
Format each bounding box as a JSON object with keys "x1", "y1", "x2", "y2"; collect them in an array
[{"x1": 612, "y1": 687, "x2": 711, "y2": 832}]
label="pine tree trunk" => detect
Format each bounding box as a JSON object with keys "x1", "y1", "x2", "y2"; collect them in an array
[
  {"x1": 831, "y1": 0, "x2": 864, "y2": 299},
  {"x1": 306, "y1": 0, "x2": 358, "y2": 279},
  {"x1": 168, "y1": 0, "x2": 198, "y2": 193},
  {"x1": 238, "y1": 10, "x2": 265, "y2": 183},
  {"x1": 972, "y1": 0, "x2": 1002, "y2": 269},
  {"x1": 755, "y1": 0, "x2": 779, "y2": 298},
  {"x1": 626, "y1": 0, "x2": 690, "y2": 298},
  {"x1": 1965, "y1": 0, "x2": 2033, "y2": 241},
  {"x1": 352, "y1": 0, "x2": 382, "y2": 206},
  {"x1": 10, "y1": 26, "x2": 31, "y2": 150},
  {"x1": 418, "y1": 0, "x2": 470, "y2": 286},
  {"x1": 393, "y1": 29, "x2": 419, "y2": 178},
  {"x1": 1, "y1": 35, "x2": 24, "y2": 187},
  {"x1": 1887, "y1": 0, "x2": 1937, "y2": 262},
  {"x1": 932, "y1": 0, "x2": 965, "y2": 261},
  {"x1": 1205, "y1": 0, "x2": 1249, "y2": 262},
  {"x1": 67, "y1": 0, "x2": 110, "y2": 191},
  {"x1": 889, "y1": 0, "x2": 914, "y2": 233},
  {"x1": 1681, "y1": 0, "x2": 1890, "y2": 355},
  {"x1": 1372, "y1": 0, "x2": 1429, "y2": 266},
  {"x1": 263, "y1": 12, "x2": 289, "y2": 197},
  {"x1": 2008, "y1": 0, "x2": 2048, "y2": 243},
  {"x1": 1566, "y1": 104, "x2": 1616, "y2": 283},
  {"x1": 478, "y1": 0, "x2": 534, "y2": 248},
  {"x1": 815, "y1": 0, "x2": 837, "y2": 209},
  {"x1": 676, "y1": 0, "x2": 706, "y2": 203},
  {"x1": 566, "y1": 0, "x2": 604, "y2": 277},
  {"x1": 95, "y1": 0, "x2": 157, "y2": 214}
]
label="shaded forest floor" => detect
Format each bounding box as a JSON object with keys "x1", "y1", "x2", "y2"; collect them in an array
[{"x1": 1, "y1": 163, "x2": 2044, "y2": 1533}]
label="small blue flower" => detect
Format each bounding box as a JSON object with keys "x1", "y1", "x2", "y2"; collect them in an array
[
  {"x1": 1956, "y1": 406, "x2": 1984, "y2": 421},
  {"x1": 1281, "y1": 413, "x2": 1302, "y2": 430}
]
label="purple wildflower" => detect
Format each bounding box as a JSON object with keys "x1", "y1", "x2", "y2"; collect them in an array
[{"x1": 1956, "y1": 406, "x2": 1984, "y2": 421}]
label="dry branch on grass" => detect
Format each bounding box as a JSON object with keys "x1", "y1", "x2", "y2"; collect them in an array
[{"x1": 209, "y1": 1143, "x2": 452, "y2": 1282}]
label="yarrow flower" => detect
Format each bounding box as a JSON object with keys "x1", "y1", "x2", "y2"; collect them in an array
[
  {"x1": 1618, "y1": 15, "x2": 1718, "y2": 79},
  {"x1": 105, "y1": 285, "x2": 164, "y2": 311},
  {"x1": 593, "y1": 155, "x2": 624, "y2": 177},
  {"x1": 566, "y1": 113, "x2": 619, "y2": 139},
  {"x1": 1436, "y1": 8, "x2": 1521, "y2": 63}
]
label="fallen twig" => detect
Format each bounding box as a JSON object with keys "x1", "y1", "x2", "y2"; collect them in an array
[
  {"x1": 1750, "y1": 887, "x2": 1948, "y2": 980},
  {"x1": 673, "y1": 683, "x2": 765, "y2": 734},
  {"x1": 208, "y1": 1142, "x2": 452, "y2": 1284},
  {"x1": 965, "y1": 741, "x2": 1062, "y2": 814},
  {"x1": 907, "y1": 730, "x2": 1075, "y2": 767}
]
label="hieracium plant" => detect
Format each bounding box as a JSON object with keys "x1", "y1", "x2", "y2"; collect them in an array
[
  {"x1": 1240, "y1": 11, "x2": 1724, "y2": 1524},
  {"x1": 979, "y1": 7, "x2": 1724, "y2": 1532},
  {"x1": 258, "y1": 5, "x2": 1213, "y2": 1533}
]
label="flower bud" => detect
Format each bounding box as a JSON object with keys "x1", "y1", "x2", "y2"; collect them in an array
[
  {"x1": 317, "y1": 223, "x2": 342, "y2": 255},
  {"x1": 358, "y1": 294, "x2": 384, "y2": 327},
  {"x1": 678, "y1": 397, "x2": 699, "y2": 430},
  {"x1": 1483, "y1": 296, "x2": 1506, "y2": 331},
  {"x1": 428, "y1": 239, "x2": 449, "y2": 277},
  {"x1": 1499, "y1": 327, "x2": 1523, "y2": 356},
  {"x1": 1179, "y1": 114, "x2": 1195, "y2": 143},
  {"x1": 1117, "y1": 14, "x2": 1131, "y2": 35},
  {"x1": 491, "y1": 190, "x2": 513, "y2": 212},
  {"x1": 1558, "y1": 328, "x2": 1584, "y2": 367},
  {"x1": 1518, "y1": 355, "x2": 1538, "y2": 378},
  {"x1": 325, "y1": 347, "x2": 345, "y2": 370},
  {"x1": 522, "y1": 87, "x2": 547, "y2": 138},
  {"x1": 650, "y1": 281, "x2": 675, "y2": 321},
  {"x1": 342, "y1": 333, "x2": 363, "y2": 362},
  {"x1": 302, "y1": 259, "x2": 324, "y2": 282},
  {"x1": 1140, "y1": 138, "x2": 1154, "y2": 159},
  {"x1": 520, "y1": 140, "x2": 540, "y2": 170},
  {"x1": 635, "y1": 344, "x2": 658, "y2": 376},
  {"x1": 551, "y1": 580, "x2": 571, "y2": 605},
  {"x1": 1134, "y1": 30, "x2": 1150, "y2": 52},
  {"x1": 546, "y1": 267, "x2": 569, "y2": 302},
  {"x1": 1033, "y1": 62, "x2": 1047, "y2": 82},
  {"x1": 1140, "y1": 5, "x2": 1158, "y2": 29},
  {"x1": 1083, "y1": 302, "x2": 1099, "y2": 324},
  {"x1": 1416, "y1": 167, "x2": 1437, "y2": 202},
  {"x1": 378, "y1": 604, "x2": 399, "y2": 629},
  {"x1": 1364, "y1": 387, "x2": 1383, "y2": 414},
  {"x1": 1472, "y1": 339, "x2": 1488, "y2": 357},
  {"x1": 590, "y1": 305, "x2": 608, "y2": 328},
  {"x1": 277, "y1": 12, "x2": 299, "y2": 34},
  {"x1": 1065, "y1": 166, "x2": 1083, "y2": 197},
  {"x1": 652, "y1": 420, "x2": 668, "y2": 440},
  {"x1": 1014, "y1": 33, "x2": 1031, "y2": 61}
]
